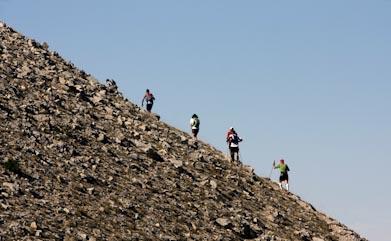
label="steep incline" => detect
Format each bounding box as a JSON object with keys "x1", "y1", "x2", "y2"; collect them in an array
[{"x1": 0, "y1": 21, "x2": 366, "y2": 241}]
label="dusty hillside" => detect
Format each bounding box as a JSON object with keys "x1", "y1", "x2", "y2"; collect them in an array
[{"x1": 0, "y1": 21, "x2": 366, "y2": 241}]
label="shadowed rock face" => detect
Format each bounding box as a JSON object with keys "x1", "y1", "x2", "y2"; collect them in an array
[{"x1": 0, "y1": 21, "x2": 366, "y2": 241}]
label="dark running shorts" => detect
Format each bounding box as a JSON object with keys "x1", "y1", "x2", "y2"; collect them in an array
[
  {"x1": 192, "y1": 128, "x2": 199, "y2": 136},
  {"x1": 229, "y1": 146, "x2": 239, "y2": 153},
  {"x1": 279, "y1": 173, "x2": 289, "y2": 182},
  {"x1": 146, "y1": 103, "x2": 153, "y2": 111}
]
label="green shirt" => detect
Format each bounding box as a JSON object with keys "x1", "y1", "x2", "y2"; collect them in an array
[{"x1": 275, "y1": 163, "x2": 289, "y2": 174}]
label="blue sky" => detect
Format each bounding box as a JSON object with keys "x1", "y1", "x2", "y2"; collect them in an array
[{"x1": 2, "y1": 1, "x2": 391, "y2": 240}]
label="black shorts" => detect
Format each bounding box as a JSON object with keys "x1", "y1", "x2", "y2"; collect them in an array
[
  {"x1": 146, "y1": 103, "x2": 153, "y2": 111},
  {"x1": 279, "y1": 173, "x2": 289, "y2": 182},
  {"x1": 192, "y1": 128, "x2": 199, "y2": 135},
  {"x1": 229, "y1": 146, "x2": 239, "y2": 153}
]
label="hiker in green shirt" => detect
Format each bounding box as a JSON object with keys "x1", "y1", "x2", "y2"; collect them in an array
[{"x1": 273, "y1": 159, "x2": 290, "y2": 191}]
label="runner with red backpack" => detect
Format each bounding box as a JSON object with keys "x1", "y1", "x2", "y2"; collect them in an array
[
  {"x1": 226, "y1": 127, "x2": 234, "y2": 141},
  {"x1": 141, "y1": 89, "x2": 155, "y2": 112},
  {"x1": 226, "y1": 127, "x2": 243, "y2": 162}
]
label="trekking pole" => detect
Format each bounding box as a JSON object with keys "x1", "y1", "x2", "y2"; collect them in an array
[{"x1": 268, "y1": 160, "x2": 275, "y2": 179}]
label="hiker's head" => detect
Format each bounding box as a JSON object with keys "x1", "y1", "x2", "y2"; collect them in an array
[
  {"x1": 229, "y1": 127, "x2": 234, "y2": 131},
  {"x1": 192, "y1": 114, "x2": 198, "y2": 118},
  {"x1": 146, "y1": 89, "x2": 150, "y2": 93},
  {"x1": 280, "y1": 159, "x2": 285, "y2": 164}
]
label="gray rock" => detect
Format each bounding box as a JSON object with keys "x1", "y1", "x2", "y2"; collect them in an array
[
  {"x1": 2, "y1": 182, "x2": 16, "y2": 192},
  {"x1": 180, "y1": 136, "x2": 188, "y2": 144},
  {"x1": 30, "y1": 221, "x2": 37, "y2": 232},
  {"x1": 216, "y1": 218, "x2": 231, "y2": 227},
  {"x1": 144, "y1": 145, "x2": 164, "y2": 162},
  {"x1": 312, "y1": 238, "x2": 325, "y2": 241},
  {"x1": 240, "y1": 223, "x2": 259, "y2": 239},
  {"x1": 169, "y1": 159, "x2": 183, "y2": 168},
  {"x1": 77, "y1": 231, "x2": 88, "y2": 241},
  {"x1": 210, "y1": 180, "x2": 217, "y2": 189}
]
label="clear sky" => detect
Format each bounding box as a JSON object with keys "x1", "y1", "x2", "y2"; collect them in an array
[{"x1": 1, "y1": 1, "x2": 390, "y2": 240}]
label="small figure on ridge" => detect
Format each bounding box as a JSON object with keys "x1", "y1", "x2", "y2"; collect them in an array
[
  {"x1": 226, "y1": 127, "x2": 243, "y2": 162},
  {"x1": 273, "y1": 159, "x2": 290, "y2": 191},
  {"x1": 141, "y1": 89, "x2": 155, "y2": 112},
  {"x1": 190, "y1": 114, "x2": 200, "y2": 139}
]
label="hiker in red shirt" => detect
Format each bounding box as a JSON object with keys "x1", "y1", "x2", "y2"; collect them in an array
[{"x1": 141, "y1": 89, "x2": 155, "y2": 112}]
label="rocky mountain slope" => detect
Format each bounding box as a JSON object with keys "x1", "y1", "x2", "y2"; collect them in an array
[{"x1": 0, "y1": 21, "x2": 366, "y2": 241}]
